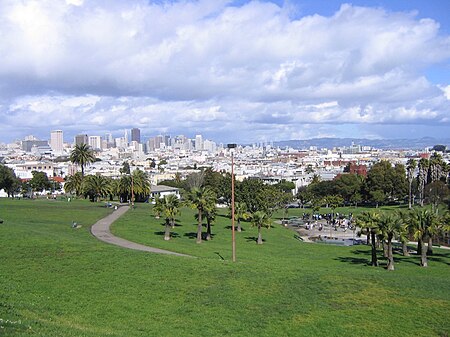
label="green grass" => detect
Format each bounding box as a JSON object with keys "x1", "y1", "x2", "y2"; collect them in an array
[{"x1": 1, "y1": 198, "x2": 449, "y2": 337}]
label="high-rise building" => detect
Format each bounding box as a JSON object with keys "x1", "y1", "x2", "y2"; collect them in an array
[
  {"x1": 75, "y1": 134, "x2": 88, "y2": 146},
  {"x1": 50, "y1": 130, "x2": 64, "y2": 154},
  {"x1": 88, "y1": 136, "x2": 101, "y2": 150},
  {"x1": 195, "y1": 135, "x2": 203, "y2": 151},
  {"x1": 131, "y1": 128, "x2": 141, "y2": 143}
]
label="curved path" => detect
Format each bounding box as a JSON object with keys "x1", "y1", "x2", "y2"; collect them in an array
[{"x1": 91, "y1": 206, "x2": 191, "y2": 257}]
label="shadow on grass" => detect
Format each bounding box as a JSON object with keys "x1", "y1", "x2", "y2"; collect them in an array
[
  {"x1": 245, "y1": 236, "x2": 265, "y2": 243},
  {"x1": 224, "y1": 225, "x2": 246, "y2": 231},
  {"x1": 183, "y1": 232, "x2": 216, "y2": 240},
  {"x1": 154, "y1": 231, "x2": 180, "y2": 238},
  {"x1": 158, "y1": 222, "x2": 183, "y2": 227},
  {"x1": 214, "y1": 252, "x2": 225, "y2": 260},
  {"x1": 334, "y1": 256, "x2": 371, "y2": 265}
]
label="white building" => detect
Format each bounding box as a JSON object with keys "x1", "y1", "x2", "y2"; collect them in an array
[
  {"x1": 89, "y1": 136, "x2": 102, "y2": 150},
  {"x1": 50, "y1": 130, "x2": 63, "y2": 154},
  {"x1": 195, "y1": 135, "x2": 203, "y2": 151}
]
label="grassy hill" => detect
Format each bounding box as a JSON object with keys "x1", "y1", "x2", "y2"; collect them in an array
[{"x1": 0, "y1": 198, "x2": 449, "y2": 336}]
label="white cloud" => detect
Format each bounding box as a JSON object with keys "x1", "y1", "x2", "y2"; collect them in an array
[{"x1": 0, "y1": 0, "x2": 449, "y2": 142}]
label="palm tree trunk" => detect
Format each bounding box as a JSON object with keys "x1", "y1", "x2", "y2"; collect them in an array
[
  {"x1": 402, "y1": 241, "x2": 410, "y2": 256},
  {"x1": 196, "y1": 209, "x2": 202, "y2": 244},
  {"x1": 382, "y1": 240, "x2": 388, "y2": 258},
  {"x1": 164, "y1": 219, "x2": 171, "y2": 241},
  {"x1": 206, "y1": 220, "x2": 211, "y2": 241},
  {"x1": 420, "y1": 239, "x2": 427, "y2": 267},
  {"x1": 417, "y1": 238, "x2": 422, "y2": 256},
  {"x1": 387, "y1": 239, "x2": 394, "y2": 271},
  {"x1": 257, "y1": 225, "x2": 263, "y2": 244},
  {"x1": 408, "y1": 183, "x2": 412, "y2": 209},
  {"x1": 371, "y1": 231, "x2": 378, "y2": 267},
  {"x1": 237, "y1": 219, "x2": 242, "y2": 232},
  {"x1": 427, "y1": 236, "x2": 433, "y2": 255},
  {"x1": 366, "y1": 231, "x2": 370, "y2": 245}
]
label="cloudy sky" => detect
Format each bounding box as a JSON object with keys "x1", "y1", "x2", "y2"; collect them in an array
[{"x1": 0, "y1": 0, "x2": 449, "y2": 144}]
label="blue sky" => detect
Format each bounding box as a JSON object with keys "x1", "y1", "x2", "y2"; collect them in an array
[{"x1": 0, "y1": 0, "x2": 449, "y2": 144}]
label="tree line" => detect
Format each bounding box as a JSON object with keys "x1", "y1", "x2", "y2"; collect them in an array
[{"x1": 297, "y1": 153, "x2": 449, "y2": 210}]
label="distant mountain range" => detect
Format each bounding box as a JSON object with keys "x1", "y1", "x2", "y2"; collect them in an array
[{"x1": 272, "y1": 137, "x2": 450, "y2": 150}]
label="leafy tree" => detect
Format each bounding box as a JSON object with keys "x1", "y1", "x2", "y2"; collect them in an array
[
  {"x1": 120, "y1": 161, "x2": 131, "y2": 175},
  {"x1": 424, "y1": 180, "x2": 449, "y2": 215},
  {"x1": 29, "y1": 171, "x2": 51, "y2": 193},
  {"x1": 369, "y1": 190, "x2": 385, "y2": 208},
  {"x1": 431, "y1": 145, "x2": 446, "y2": 152},
  {"x1": 161, "y1": 194, "x2": 180, "y2": 241},
  {"x1": 296, "y1": 186, "x2": 313, "y2": 208},
  {"x1": 70, "y1": 143, "x2": 96, "y2": 177},
  {"x1": 274, "y1": 179, "x2": 295, "y2": 193},
  {"x1": 364, "y1": 160, "x2": 407, "y2": 205},
  {"x1": 250, "y1": 211, "x2": 271, "y2": 244},
  {"x1": 333, "y1": 174, "x2": 364, "y2": 204},
  {"x1": 0, "y1": 165, "x2": 20, "y2": 197},
  {"x1": 325, "y1": 195, "x2": 344, "y2": 222},
  {"x1": 186, "y1": 187, "x2": 216, "y2": 244},
  {"x1": 308, "y1": 180, "x2": 334, "y2": 199}
]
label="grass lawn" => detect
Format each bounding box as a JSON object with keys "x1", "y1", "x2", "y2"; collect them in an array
[{"x1": 1, "y1": 198, "x2": 449, "y2": 337}]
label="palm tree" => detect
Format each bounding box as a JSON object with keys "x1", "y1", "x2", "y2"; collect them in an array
[
  {"x1": 409, "y1": 208, "x2": 432, "y2": 267},
  {"x1": 64, "y1": 172, "x2": 84, "y2": 196},
  {"x1": 357, "y1": 211, "x2": 380, "y2": 266},
  {"x1": 406, "y1": 159, "x2": 416, "y2": 209},
  {"x1": 108, "y1": 178, "x2": 121, "y2": 201},
  {"x1": 417, "y1": 158, "x2": 429, "y2": 207},
  {"x1": 204, "y1": 203, "x2": 217, "y2": 241},
  {"x1": 161, "y1": 194, "x2": 180, "y2": 241},
  {"x1": 131, "y1": 169, "x2": 151, "y2": 201},
  {"x1": 233, "y1": 202, "x2": 249, "y2": 232},
  {"x1": 82, "y1": 175, "x2": 110, "y2": 202},
  {"x1": 153, "y1": 197, "x2": 164, "y2": 219},
  {"x1": 378, "y1": 213, "x2": 402, "y2": 271},
  {"x1": 70, "y1": 144, "x2": 96, "y2": 177},
  {"x1": 186, "y1": 187, "x2": 216, "y2": 244},
  {"x1": 250, "y1": 211, "x2": 271, "y2": 244},
  {"x1": 397, "y1": 210, "x2": 412, "y2": 256}
]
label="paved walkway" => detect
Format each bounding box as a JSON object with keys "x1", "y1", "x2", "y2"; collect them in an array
[{"x1": 91, "y1": 206, "x2": 191, "y2": 257}]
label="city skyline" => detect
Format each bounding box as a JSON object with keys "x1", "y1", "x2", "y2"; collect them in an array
[{"x1": 0, "y1": 0, "x2": 449, "y2": 143}]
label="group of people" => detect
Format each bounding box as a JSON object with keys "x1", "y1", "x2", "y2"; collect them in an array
[{"x1": 302, "y1": 212, "x2": 355, "y2": 232}]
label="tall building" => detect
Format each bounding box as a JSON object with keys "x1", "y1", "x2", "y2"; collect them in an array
[
  {"x1": 75, "y1": 134, "x2": 88, "y2": 146},
  {"x1": 195, "y1": 135, "x2": 203, "y2": 151},
  {"x1": 88, "y1": 136, "x2": 102, "y2": 150},
  {"x1": 50, "y1": 130, "x2": 64, "y2": 154},
  {"x1": 131, "y1": 128, "x2": 141, "y2": 143}
]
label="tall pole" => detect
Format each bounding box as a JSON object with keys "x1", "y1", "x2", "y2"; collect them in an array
[{"x1": 231, "y1": 151, "x2": 236, "y2": 262}]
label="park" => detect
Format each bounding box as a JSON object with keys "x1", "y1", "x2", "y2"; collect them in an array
[{"x1": 0, "y1": 197, "x2": 449, "y2": 337}]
